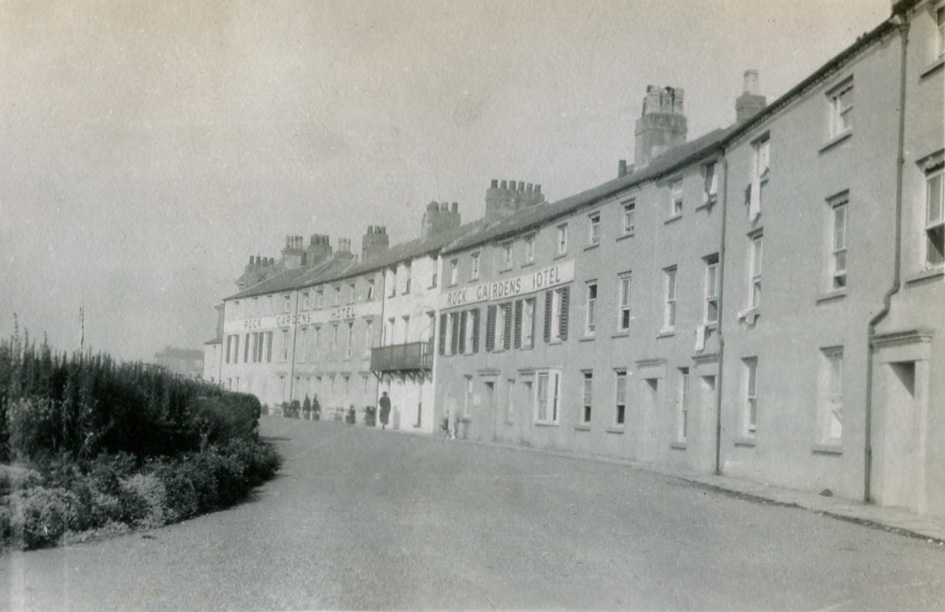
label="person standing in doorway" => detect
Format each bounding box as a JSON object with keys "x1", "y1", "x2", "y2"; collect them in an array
[{"x1": 378, "y1": 391, "x2": 391, "y2": 430}]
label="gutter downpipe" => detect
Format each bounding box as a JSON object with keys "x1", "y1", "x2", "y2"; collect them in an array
[
  {"x1": 288, "y1": 289, "x2": 300, "y2": 405},
  {"x1": 714, "y1": 149, "x2": 730, "y2": 475},
  {"x1": 864, "y1": 13, "x2": 909, "y2": 504}
]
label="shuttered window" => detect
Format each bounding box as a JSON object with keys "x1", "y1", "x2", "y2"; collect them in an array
[
  {"x1": 450, "y1": 313, "x2": 460, "y2": 355},
  {"x1": 486, "y1": 305, "x2": 497, "y2": 352},
  {"x1": 471, "y1": 309, "x2": 481, "y2": 353},
  {"x1": 457, "y1": 311, "x2": 467, "y2": 355},
  {"x1": 543, "y1": 290, "x2": 553, "y2": 342},
  {"x1": 513, "y1": 300, "x2": 523, "y2": 349},
  {"x1": 502, "y1": 303, "x2": 513, "y2": 350},
  {"x1": 438, "y1": 313, "x2": 447, "y2": 355}
]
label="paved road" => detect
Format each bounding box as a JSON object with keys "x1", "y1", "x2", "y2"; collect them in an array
[{"x1": 4, "y1": 417, "x2": 945, "y2": 611}]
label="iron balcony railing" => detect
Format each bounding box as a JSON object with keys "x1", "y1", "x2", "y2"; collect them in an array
[{"x1": 370, "y1": 341, "x2": 434, "y2": 372}]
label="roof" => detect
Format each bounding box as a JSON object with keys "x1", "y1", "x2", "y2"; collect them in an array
[
  {"x1": 442, "y1": 126, "x2": 733, "y2": 255},
  {"x1": 223, "y1": 220, "x2": 484, "y2": 301}
]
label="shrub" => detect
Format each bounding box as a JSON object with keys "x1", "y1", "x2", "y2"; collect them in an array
[{"x1": 8, "y1": 486, "x2": 83, "y2": 549}]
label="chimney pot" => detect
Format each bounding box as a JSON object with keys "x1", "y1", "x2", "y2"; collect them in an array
[
  {"x1": 451, "y1": 202, "x2": 458, "y2": 213},
  {"x1": 618, "y1": 159, "x2": 628, "y2": 177},
  {"x1": 743, "y1": 69, "x2": 760, "y2": 95},
  {"x1": 535, "y1": 184, "x2": 541, "y2": 193},
  {"x1": 491, "y1": 179, "x2": 498, "y2": 188},
  {"x1": 440, "y1": 202, "x2": 448, "y2": 211},
  {"x1": 517, "y1": 181, "x2": 524, "y2": 191},
  {"x1": 500, "y1": 180, "x2": 507, "y2": 190}
]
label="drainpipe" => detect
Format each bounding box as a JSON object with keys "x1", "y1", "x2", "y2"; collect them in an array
[
  {"x1": 864, "y1": 14, "x2": 909, "y2": 504},
  {"x1": 288, "y1": 289, "x2": 300, "y2": 404},
  {"x1": 714, "y1": 149, "x2": 730, "y2": 475}
]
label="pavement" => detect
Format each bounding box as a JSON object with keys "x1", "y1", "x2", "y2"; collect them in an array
[{"x1": 396, "y1": 425, "x2": 945, "y2": 545}]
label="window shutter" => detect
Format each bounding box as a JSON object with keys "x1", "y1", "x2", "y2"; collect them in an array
[
  {"x1": 559, "y1": 287, "x2": 570, "y2": 341},
  {"x1": 486, "y1": 305, "x2": 497, "y2": 352},
  {"x1": 450, "y1": 313, "x2": 460, "y2": 355},
  {"x1": 544, "y1": 290, "x2": 553, "y2": 343},
  {"x1": 438, "y1": 313, "x2": 447, "y2": 355},
  {"x1": 514, "y1": 300, "x2": 523, "y2": 349},
  {"x1": 472, "y1": 309, "x2": 480, "y2": 353},
  {"x1": 459, "y1": 311, "x2": 468, "y2": 354},
  {"x1": 503, "y1": 304, "x2": 513, "y2": 350}
]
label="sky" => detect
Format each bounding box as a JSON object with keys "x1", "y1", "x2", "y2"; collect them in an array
[{"x1": 0, "y1": 0, "x2": 892, "y2": 362}]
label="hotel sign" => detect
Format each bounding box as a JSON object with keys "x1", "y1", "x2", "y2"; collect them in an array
[
  {"x1": 439, "y1": 259, "x2": 574, "y2": 309},
  {"x1": 223, "y1": 301, "x2": 382, "y2": 334}
]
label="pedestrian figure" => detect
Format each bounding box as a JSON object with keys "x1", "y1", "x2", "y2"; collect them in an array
[
  {"x1": 446, "y1": 396, "x2": 458, "y2": 440},
  {"x1": 378, "y1": 391, "x2": 391, "y2": 430}
]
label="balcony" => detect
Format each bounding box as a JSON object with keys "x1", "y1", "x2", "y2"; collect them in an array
[{"x1": 371, "y1": 341, "x2": 433, "y2": 375}]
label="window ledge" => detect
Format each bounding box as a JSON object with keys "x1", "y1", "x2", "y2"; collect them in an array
[
  {"x1": 468, "y1": 277, "x2": 480, "y2": 283},
  {"x1": 535, "y1": 422, "x2": 559, "y2": 428},
  {"x1": 519, "y1": 344, "x2": 535, "y2": 351},
  {"x1": 575, "y1": 425, "x2": 591, "y2": 432},
  {"x1": 734, "y1": 436, "x2": 757, "y2": 448},
  {"x1": 616, "y1": 232, "x2": 635, "y2": 243},
  {"x1": 670, "y1": 441, "x2": 687, "y2": 450},
  {"x1": 812, "y1": 443, "x2": 843, "y2": 456},
  {"x1": 547, "y1": 339, "x2": 564, "y2": 346},
  {"x1": 553, "y1": 253, "x2": 569, "y2": 260},
  {"x1": 816, "y1": 289, "x2": 848, "y2": 305},
  {"x1": 656, "y1": 330, "x2": 675, "y2": 339},
  {"x1": 579, "y1": 335, "x2": 596, "y2": 343},
  {"x1": 584, "y1": 243, "x2": 601, "y2": 252},
  {"x1": 920, "y1": 56, "x2": 944, "y2": 79},
  {"x1": 520, "y1": 262, "x2": 535, "y2": 269},
  {"x1": 612, "y1": 331, "x2": 630, "y2": 339},
  {"x1": 664, "y1": 214, "x2": 683, "y2": 225},
  {"x1": 905, "y1": 267, "x2": 944, "y2": 286},
  {"x1": 819, "y1": 130, "x2": 852, "y2": 154},
  {"x1": 606, "y1": 427, "x2": 625, "y2": 435},
  {"x1": 696, "y1": 198, "x2": 718, "y2": 212}
]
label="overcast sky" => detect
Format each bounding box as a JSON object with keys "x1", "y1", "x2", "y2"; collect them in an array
[{"x1": 0, "y1": 0, "x2": 891, "y2": 361}]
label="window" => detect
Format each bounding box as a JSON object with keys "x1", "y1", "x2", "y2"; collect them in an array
[
  {"x1": 364, "y1": 321, "x2": 372, "y2": 357},
  {"x1": 233, "y1": 300, "x2": 240, "y2": 316},
  {"x1": 557, "y1": 223, "x2": 568, "y2": 255},
  {"x1": 828, "y1": 193, "x2": 848, "y2": 289},
  {"x1": 925, "y1": 167, "x2": 944, "y2": 267},
  {"x1": 525, "y1": 234, "x2": 536, "y2": 264},
  {"x1": 316, "y1": 288, "x2": 324, "y2": 309},
  {"x1": 827, "y1": 78, "x2": 853, "y2": 139},
  {"x1": 388, "y1": 269, "x2": 397, "y2": 297},
  {"x1": 618, "y1": 272, "x2": 632, "y2": 331},
  {"x1": 404, "y1": 264, "x2": 411, "y2": 294},
  {"x1": 820, "y1": 347, "x2": 843, "y2": 443},
  {"x1": 936, "y1": 6, "x2": 945, "y2": 59},
  {"x1": 748, "y1": 134, "x2": 770, "y2": 221},
  {"x1": 449, "y1": 259, "x2": 459, "y2": 286},
  {"x1": 366, "y1": 279, "x2": 375, "y2": 301},
  {"x1": 534, "y1": 370, "x2": 561, "y2": 424},
  {"x1": 333, "y1": 286, "x2": 341, "y2": 306},
  {"x1": 670, "y1": 179, "x2": 683, "y2": 218},
  {"x1": 663, "y1": 266, "x2": 677, "y2": 331},
  {"x1": 705, "y1": 255, "x2": 719, "y2": 324},
  {"x1": 582, "y1": 372, "x2": 593, "y2": 423},
  {"x1": 495, "y1": 303, "x2": 512, "y2": 350},
  {"x1": 266, "y1": 331, "x2": 273, "y2": 362},
  {"x1": 615, "y1": 370, "x2": 627, "y2": 426},
  {"x1": 749, "y1": 234, "x2": 763, "y2": 309},
  {"x1": 280, "y1": 329, "x2": 289, "y2": 362},
  {"x1": 311, "y1": 327, "x2": 319, "y2": 362},
  {"x1": 283, "y1": 294, "x2": 291, "y2": 313},
  {"x1": 345, "y1": 322, "x2": 353, "y2": 358},
  {"x1": 585, "y1": 281, "x2": 597, "y2": 336},
  {"x1": 471, "y1": 252, "x2": 480, "y2": 280},
  {"x1": 743, "y1": 358, "x2": 758, "y2": 436},
  {"x1": 463, "y1": 309, "x2": 480, "y2": 354},
  {"x1": 348, "y1": 283, "x2": 356, "y2": 304},
  {"x1": 331, "y1": 324, "x2": 338, "y2": 356},
  {"x1": 298, "y1": 328, "x2": 307, "y2": 363},
  {"x1": 622, "y1": 200, "x2": 636, "y2": 235},
  {"x1": 588, "y1": 212, "x2": 601, "y2": 245},
  {"x1": 676, "y1": 368, "x2": 689, "y2": 443},
  {"x1": 704, "y1": 162, "x2": 718, "y2": 206},
  {"x1": 301, "y1": 293, "x2": 309, "y2": 310},
  {"x1": 544, "y1": 286, "x2": 569, "y2": 342},
  {"x1": 500, "y1": 242, "x2": 513, "y2": 270},
  {"x1": 520, "y1": 298, "x2": 535, "y2": 348}
]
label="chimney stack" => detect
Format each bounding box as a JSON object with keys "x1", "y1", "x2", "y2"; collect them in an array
[
  {"x1": 484, "y1": 178, "x2": 547, "y2": 222},
  {"x1": 736, "y1": 69, "x2": 767, "y2": 124},
  {"x1": 634, "y1": 85, "x2": 688, "y2": 167},
  {"x1": 362, "y1": 224, "x2": 390, "y2": 261}
]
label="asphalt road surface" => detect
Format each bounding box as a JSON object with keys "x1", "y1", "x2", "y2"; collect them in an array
[{"x1": 4, "y1": 417, "x2": 945, "y2": 611}]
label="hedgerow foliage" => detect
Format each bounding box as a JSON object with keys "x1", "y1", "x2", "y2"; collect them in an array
[{"x1": 0, "y1": 334, "x2": 281, "y2": 550}]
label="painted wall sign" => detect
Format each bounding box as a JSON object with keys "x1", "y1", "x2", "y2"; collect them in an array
[
  {"x1": 439, "y1": 259, "x2": 574, "y2": 309},
  {"x1": 224, "y1": 301, "x2": 382, "y2": 334}
]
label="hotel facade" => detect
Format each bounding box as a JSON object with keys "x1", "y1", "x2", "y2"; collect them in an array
[{"x1": 209, "y1": 0, "x2": 944, "y2": 517}]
